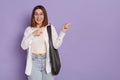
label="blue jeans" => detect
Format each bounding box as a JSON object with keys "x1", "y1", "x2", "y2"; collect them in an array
[{"x1": 28, "y1": 54, "x2": 54, "y2": 80}]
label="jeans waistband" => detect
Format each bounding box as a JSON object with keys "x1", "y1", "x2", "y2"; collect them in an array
[{"x1": 32, "y1": 54, "x2": 46, "y2": 59}]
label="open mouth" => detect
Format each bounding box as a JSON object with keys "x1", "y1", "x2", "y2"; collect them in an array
[{"x1": 37, "y1": 19, "x2": 42, "y2": 22}]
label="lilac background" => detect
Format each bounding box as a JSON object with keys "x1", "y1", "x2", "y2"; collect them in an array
[{"x1": 0, "y1": 0, "x2": 120, "y2": 80}]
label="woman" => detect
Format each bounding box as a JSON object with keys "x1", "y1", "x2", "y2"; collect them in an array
[{"x1": 21, "y1": 5, "x2": 70, "y2": 80}]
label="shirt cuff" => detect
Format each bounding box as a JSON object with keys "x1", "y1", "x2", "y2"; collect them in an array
[
  {"x1": 28, "y1": 33, "x2": 34, "y2": 39},
  {"x1": 59, "y1": 31, "x2": 66, "y2": 39}
]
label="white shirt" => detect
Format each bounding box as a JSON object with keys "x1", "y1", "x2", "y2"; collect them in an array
[{"x1": 21, "y1": 24, "x2": 66, "y2": 76}]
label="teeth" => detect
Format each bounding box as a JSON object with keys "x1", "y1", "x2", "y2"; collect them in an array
[{"x1": 38, "y1": 19, "x2": 41, "y2": 21}]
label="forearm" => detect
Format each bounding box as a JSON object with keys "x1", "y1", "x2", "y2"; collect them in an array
[
  {"x1": 53, "y1": 31, "x2": 66, "y2": 49},
  {"x1": 21, "y1": 33, "x2": 34, "y2": 50}
]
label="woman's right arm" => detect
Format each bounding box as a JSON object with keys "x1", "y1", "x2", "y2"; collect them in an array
[{"x1": 21, "y1": 27, "x2": 34, "y2": 50}]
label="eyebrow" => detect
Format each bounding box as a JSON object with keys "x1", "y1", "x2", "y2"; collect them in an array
[{"x1": 35, "y1": 11, "x2": 43, "y2": 14}]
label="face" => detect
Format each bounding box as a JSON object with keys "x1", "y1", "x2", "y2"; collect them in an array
[{"x1": 34, "y1": 9, "x2": 44, "y2": 26}]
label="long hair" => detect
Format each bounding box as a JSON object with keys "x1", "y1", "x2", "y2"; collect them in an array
[{"x1": 30, "y1": 5, "x2": 48, "y2": 27}]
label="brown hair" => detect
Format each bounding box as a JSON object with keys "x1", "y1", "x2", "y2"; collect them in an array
[{"x1": 30, "y1": 5, "x2": 48, "y2": 27}]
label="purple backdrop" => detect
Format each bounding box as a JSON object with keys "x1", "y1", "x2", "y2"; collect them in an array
[{"x1": 0, "y1": 0, "x2": 120, "y2": 80}]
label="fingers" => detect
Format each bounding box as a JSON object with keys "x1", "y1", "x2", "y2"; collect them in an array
[
  {"x1": 64, "y1": 23, "x2": 71, "y2": 29},
  {"x1": 65, "y1": 23, "x2": 71, "y2": 26},
  {"x1": 33, "y1": 29, "x2": 41, "y2": 36}
]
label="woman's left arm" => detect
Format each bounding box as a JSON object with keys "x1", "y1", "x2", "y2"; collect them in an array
[{"x1": 51, "y1": 23, "x2": 70, "y2": 49}]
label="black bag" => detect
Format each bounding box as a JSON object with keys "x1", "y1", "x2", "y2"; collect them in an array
[{"x1": 47, "y1": 25, "x2": 61, "y2": 75}]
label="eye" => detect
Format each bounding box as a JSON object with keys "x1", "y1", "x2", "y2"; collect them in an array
[
  {"x1": 34, "y1": 12, "x2": 43, "y2": 16},
  {"x1": 34, "y1": 13, "x2": 39, "y2": 16},
  {"x1": 40, "y1": 12, "x2": 43, "y2": 15}
]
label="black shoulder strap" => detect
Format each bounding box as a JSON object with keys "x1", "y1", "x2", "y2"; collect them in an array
[
  {"x1": 47, "y1": 25, "x2": 54, "y2": 48},
  {"x1": 47, "y1": 25, "x2": 52, "y2": 41}
]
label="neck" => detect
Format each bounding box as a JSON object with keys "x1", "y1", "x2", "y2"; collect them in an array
[{"x1": 36, "y1": 23, "x2": 42, "y2": 28}]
